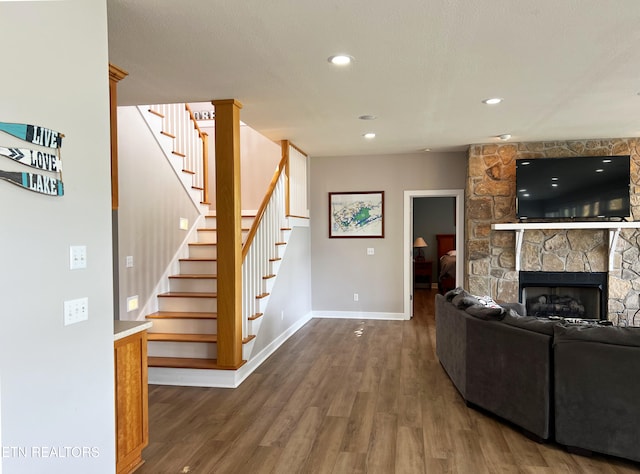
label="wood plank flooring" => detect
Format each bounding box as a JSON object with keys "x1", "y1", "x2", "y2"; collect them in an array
[{"x1": 138, "y1": 289, "x2": 640, "y2": 473}]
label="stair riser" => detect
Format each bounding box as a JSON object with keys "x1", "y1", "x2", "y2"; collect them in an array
[
  {"x1": 147, "y1": 319, "x2": 217, "y2": 334},
  {"x1": 197, "y1": 229, "x2": 249, "y2": 244},
  {"x1": 196, "y1": 230, "x2": 217, "y2": 243},
  {"x1": 170, "y1": 278, "x2": 217, "y2": 293},
  {"x1": 179, "y1": 260, "x2": 217, "y2": 274},
  {"x1": 270, "y1": 260, "x2": 282, "y2": 274},
  {"x1": 148, "y1": 341, "x2": 217, "y2": 359},
  {"x1": 189, "y1": 245, "x2": 217, "y2": 259},
  {"x1": 158, "y1": 297, "x2": 217, "y2": 313},
  {"x1": 204, "y1": 216, "x2": 254, "y2": 227},
  {"x1": 263, "y1": 278, "x2": 275, "y2": 295}
]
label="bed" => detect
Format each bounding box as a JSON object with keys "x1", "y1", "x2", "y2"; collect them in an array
[{"x1": 437, "y1": 234, "x2": 456, "y2": 294}]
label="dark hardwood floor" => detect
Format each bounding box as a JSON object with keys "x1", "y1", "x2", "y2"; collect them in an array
[{"x1": 138, "y1": 289, "x2": 640, "y2": 473}]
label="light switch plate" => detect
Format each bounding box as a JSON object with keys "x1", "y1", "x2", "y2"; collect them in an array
[
  {"x1": 69, "y1": 245, "x2": 87, "y2": 269},
  {"x1": 125, "y1": 256, "x2": 134, "y2": 268},
  {"x1": 367, "y1": 248, "x2": 374, "y2": 255}
]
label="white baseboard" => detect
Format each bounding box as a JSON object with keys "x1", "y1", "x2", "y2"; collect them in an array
[
  {"x1": 148, "y1": 311, "x2": 313, "y2": 388},
  {"x1": 312, "y1": 310, "x2": 406, "y2": 320}
]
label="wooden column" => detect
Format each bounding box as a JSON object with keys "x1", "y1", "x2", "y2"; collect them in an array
[
  {"x1": 212, "y1": 99, "x2": 243, "y2": 368},
  {"x1": 109, "y1": 64, "x2": 128, "y2": 210}
]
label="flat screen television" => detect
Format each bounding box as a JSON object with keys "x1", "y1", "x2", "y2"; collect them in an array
[{"x1": 516, "y1": 155, "x2": 630, "y2": 221}]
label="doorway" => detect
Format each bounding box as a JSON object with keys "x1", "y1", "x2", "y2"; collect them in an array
[{"x1": 403, "y1": 189, "x2": 464, "y2": 319}]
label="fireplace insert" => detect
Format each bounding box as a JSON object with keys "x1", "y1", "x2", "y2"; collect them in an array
[{"x1": 519, "y1": 271, "x2": 608, "y2": 320}]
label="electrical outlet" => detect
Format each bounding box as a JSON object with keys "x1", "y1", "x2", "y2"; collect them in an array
[
  {"x1": 354, "y1": 293, "x2": 359, "y2": 302},
  {"x1": 367, "y1": 248, "x2": 374, "y2": 255},
  {"x1": 64, "y1": 297, "x2": 88, "y2": 325}
]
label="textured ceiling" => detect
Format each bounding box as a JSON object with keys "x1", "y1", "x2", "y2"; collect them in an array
[{"x1": 107, "y1": 0, "x2": 640, "y2": 157}]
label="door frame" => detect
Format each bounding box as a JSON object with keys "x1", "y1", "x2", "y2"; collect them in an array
[{"x1": 403, "y1": 189, "x2": 465, "y2": 319}]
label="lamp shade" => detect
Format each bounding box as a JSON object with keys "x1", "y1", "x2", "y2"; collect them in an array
[{"x1": 413, "y1": 237, "x2": 427, "y2": 248}]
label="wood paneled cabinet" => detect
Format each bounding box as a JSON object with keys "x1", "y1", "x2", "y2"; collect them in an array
[{"x1": 115, "y1": 330, "x2": 149, "y2": 474}]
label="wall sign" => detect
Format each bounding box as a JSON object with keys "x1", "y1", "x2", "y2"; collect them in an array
[{"x1": 0, "y1": 121, "x2": 64, "y2": 196}]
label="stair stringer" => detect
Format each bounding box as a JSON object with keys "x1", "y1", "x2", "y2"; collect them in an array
[{"x1": 136, "y1": 105, "x2": 209, "y2": 215}]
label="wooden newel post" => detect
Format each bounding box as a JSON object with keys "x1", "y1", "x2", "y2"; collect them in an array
[{"x1": 212, "y1": 99, "x2": 243, "y2": 368}]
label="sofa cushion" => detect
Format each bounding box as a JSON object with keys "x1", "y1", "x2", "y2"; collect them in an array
[
  {"x1": 502, "y1": 311, "x2": 557, "y2": 336},
  {"x1": 465, "y1": 304, "x2": 506, "y2": 320},
  {"x1": 553, "y1": 324, "x2": 640, "y2": 347}
]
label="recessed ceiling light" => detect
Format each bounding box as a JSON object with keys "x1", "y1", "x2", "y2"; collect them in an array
[
  {"x1": 363, "y1": 132, "x2": 376, "y2": 139},
  {"x1": 358, "y1": 114, "x2": 377, "y2": 120},
  {"x1": 521, "y1": 161, "x2": 531, "y2": 166},
  {"x1": 551, "y1": 177, "x2": 559, "y2": 180},
  {"x1": 595, "y1": 168, "x2": 604, "y2": 172},
  {"x1": 483, "y1": 97, "x2": 503, "y2": 105},
  {"x1": 423, "y1": 148, "x2": 431, "y2": 152},
  {"x1": 603, "y1": 159, "x2": 612, "y2": 163},
  {"x1": 328, "y1": 54, "x2": 353, "y2": 66},
  {"x1": 497, "y1": 134, "x2": 511, "y2": 140},
  {"x1": 552, "y1": 183, "x2": 558, "y2": 187}
]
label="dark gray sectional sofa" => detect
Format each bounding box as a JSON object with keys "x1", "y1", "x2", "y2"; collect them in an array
[{"x1": 435, "y1": 289, "x2": 640, "y2": 463}]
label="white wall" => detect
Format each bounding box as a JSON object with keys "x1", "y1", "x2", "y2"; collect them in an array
[
  {"x1": 199, "y1": 122, "x2": 282, "y2": 211},
  {"x1": 0, "y1": 1, "x2": 115, "y2": 473},
  {"x1": 117, "y1": 107, "x2": 201, "y2": 319},
  {"x1": 310, "y1": 151, "x2": 467, "y2": 314},
  {"x1": 251, "y1": 225, "x2": 312, "y2": 355}
]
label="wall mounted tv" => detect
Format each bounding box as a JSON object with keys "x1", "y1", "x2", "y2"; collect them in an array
[{"x1": 516, "y1": 155, "x2": 630, "y2": 221}]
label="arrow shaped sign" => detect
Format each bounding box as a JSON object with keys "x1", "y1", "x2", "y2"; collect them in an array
[
  {"x1": 0, "y1": 122, "x2": 63, "y2": 148},
  {"x1": 0, "y1": 146, "x2": 61, "y2": 172}
]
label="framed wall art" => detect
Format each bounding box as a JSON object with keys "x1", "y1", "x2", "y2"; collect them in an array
[{"x1": 329, "y1": 191, "x2": 384, "y2": 238}]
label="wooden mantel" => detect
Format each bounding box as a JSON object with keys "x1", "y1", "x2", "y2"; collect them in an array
[{"x1": 491, "y1": 221, "x2": 640, "y2": 272}]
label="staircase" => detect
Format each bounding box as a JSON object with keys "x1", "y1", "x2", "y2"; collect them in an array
[
  {"x1": 146, "y1": 213, "x2": 257, "y2": 370},
  {"x1": 130, "y1": 103, "x2": 306, "y2": 385}
]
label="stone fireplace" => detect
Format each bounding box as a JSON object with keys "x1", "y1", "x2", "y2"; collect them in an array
[{"x1": 465, "y1": 138, "x2": 640, "y2": 324}]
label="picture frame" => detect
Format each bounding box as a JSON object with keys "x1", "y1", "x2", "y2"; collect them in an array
[{"x1": 328, "y1": 191, "x2": 384, "y2": 238}]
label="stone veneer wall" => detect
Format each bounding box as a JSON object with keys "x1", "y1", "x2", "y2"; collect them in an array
[{"x1": 465, "y1": 138, "x2": 640, "y2": 324}]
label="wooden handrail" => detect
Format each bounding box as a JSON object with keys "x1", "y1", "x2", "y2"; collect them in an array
[
  {"x1": 185, "y1": 104, "x2": 209, "y2": 204},
  {"x1": 242, "y1": 153, "x2": 288, "y2": 260}
]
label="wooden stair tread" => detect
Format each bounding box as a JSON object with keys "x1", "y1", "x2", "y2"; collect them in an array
[
  {"x1": 197, "y1": 227, "x2": 249, "y2": 231},
  {"x1": 158, "y1": 291, "x2": 217, "y2": 298},
  {"x1": 275, "y1": 242, "x2": 287, "y2": 245},
  {"x1": 148, "y1": 357, "x2": 246, "y2": 370},
  {"x1": 189, "y1": 242, "x2": 216, "y2": 247},
  {"x1": 169, "y1": 274, "x2": 217, "y2": 279},
  {"x1": 243, "y1": 335, "x2": 256, "y2": 344},
  {"x1": 146, "y1": 311, "x2": 217, "y2": 320},
  {"x1": 148, "y1": 108, "x2": 164, "y2": 118},
  {"x1": 248, "y1": 313, "x2": 263, "y2": 321},
  {"x1": 149, "y1": 333, "x2": 217, "y2": 343},
  {"x1": 160, "y1": 130, "x2": 175, "y2": 139},
  {"x1": 262, "y1": 274, "x2": 276, "y2": 280},
  {"x1": 179, "y1": 258, "x2": 217, "y2": 262},
  {"x1": 172, "y1": 151, "x2": 186, "y2": 158},
  {"x1": 256, "y1": 293, "x2": 270, "y2": 299},
  {"x1": 269, "y1": 257, "x2": 282, "y2": 262}
]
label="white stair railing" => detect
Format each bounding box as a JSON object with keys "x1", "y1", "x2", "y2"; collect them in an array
[
  {"x1": 242, "y1": 169, "x2": 287, "y2": 339},
  {"x1": 149, "y1": 103, "x2": 206, "y2": 196}
]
